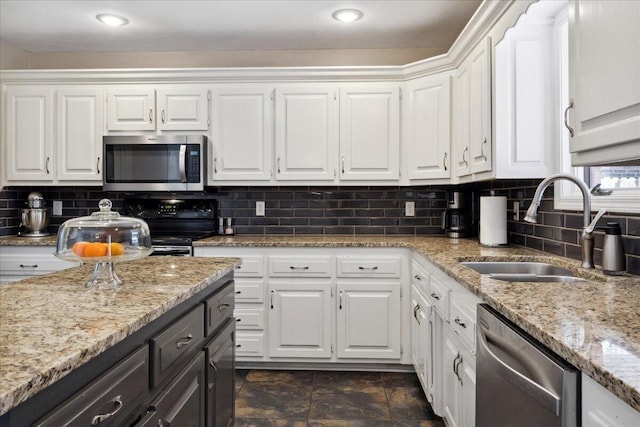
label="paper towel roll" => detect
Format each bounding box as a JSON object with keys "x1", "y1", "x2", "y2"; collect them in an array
[{"x1": 480, "y1": 196, "x2": 507, "y2": 246}]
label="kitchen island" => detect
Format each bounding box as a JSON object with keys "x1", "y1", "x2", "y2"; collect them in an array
[
  {"x1": 0, "y1": 255, "x2": 240, "y2": 425},
  {"x1": 194, "y1": 235, "x2": 640, "y2": 414}
]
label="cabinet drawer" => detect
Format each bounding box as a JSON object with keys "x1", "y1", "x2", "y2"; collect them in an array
[
  {"x1": 35, "y1": 346, "x2": 148, "y2": 427},
  {"x1": 0, "y1": 257, "x2": 75, "y2": 275},
  {"x1": 235, "y1": 279, "x2": 265, "y2": 303},
  {"x1": 234, "y1": 307, "x2": 265, "y2": 330},
  {"x1": 336, "y1": 256, "x2": 401, "y2": 278},
  {"x1": 204, "y1": 281, "x2": 235, "y2": 338},
  {"x1": 233, "y1": 256, "x2": 264, "y2": 277},
  {"x1": 236, "y1": 332, "x2": 265, "y2": 357},
  {"x1": 151, "y1": 304, "x2": 204, "y2": 388},
  {"x1": 428, "y1": 275, "x2": 450, "y2": 320},
  {"x1": 411, "y1": 260, "x2": 430, "y2": 295},
  {"x1": 450, "y1": 299, "x2": 475, "y2": 350},
  {"x1": 269, "y1": 256, "x2": 332, "y2": 277}
]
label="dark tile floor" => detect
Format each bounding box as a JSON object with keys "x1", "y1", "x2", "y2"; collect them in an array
[{"x1": 234, "y1": 370, "x2": 446, "y2": 427}]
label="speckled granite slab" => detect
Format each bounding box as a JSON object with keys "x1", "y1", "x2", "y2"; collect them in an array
[
  {"x1": 0, "y1": 256, "x2": 239, "y2": 416},
  {"x1": 194, "y1": 235, "x2": 640, "y2": 412},
  {"x1": 0, "y1": 235, "x2": 57, "y2": 246}
]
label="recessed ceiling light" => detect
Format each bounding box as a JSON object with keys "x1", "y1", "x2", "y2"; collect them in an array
[
  {"x1": 96, "y1": 13, "x2": 129, "y2": 27},
  {"x1": 332, "y1": 9, "x2": 363, "y2": 23}
]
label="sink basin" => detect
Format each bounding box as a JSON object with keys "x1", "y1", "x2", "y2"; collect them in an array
[{"x1": 461, "y1": 261, "x2": 586, "y2": 283}]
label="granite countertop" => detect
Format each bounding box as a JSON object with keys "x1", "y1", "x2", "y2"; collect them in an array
[
  {"x1": 0, "y1": 256, "x2": 240, "y2": 416},
  {"x1": 194, "y1": 235, "x2": 640, "y2": 412},
  {"x1": 0, "y1": 235, "x2": 58, "y2": 246}
]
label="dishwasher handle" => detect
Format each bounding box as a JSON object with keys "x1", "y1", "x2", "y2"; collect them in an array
[{"x1": 478, "y1": 324, "x2": 562, "y2": 416}]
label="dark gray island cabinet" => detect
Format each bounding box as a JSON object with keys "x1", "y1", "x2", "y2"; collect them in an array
[{"x1": 1, "y1": 272, "x2": 236, "y2": 427}]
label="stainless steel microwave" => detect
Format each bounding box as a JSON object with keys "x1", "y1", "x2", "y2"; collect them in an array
[{"x1": 103, "y1": 135, "x2": 206, "y2": 192}]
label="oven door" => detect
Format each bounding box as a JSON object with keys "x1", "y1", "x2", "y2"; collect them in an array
[
  {"x1": 150, "y1": 246, "x2": 193, "y2": 257},
  {"x1": 103, "y1": 135, "x2": 204, "y2": 192}
]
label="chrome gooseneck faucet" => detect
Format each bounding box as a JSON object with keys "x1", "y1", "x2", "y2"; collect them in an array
[{"x1": 524, "y1": 173, "x2": 607, "y2": 269}]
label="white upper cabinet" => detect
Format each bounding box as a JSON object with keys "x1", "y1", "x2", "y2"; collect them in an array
[
  {"x1": 339, "y1": 86, "x2": 400, "y2": 181},
  {"x1": 568, "y1": 0, "x2": 640, "y2": 165},
  {"x1": 106, "y1": 86, "x2": 209, "y2": 132},
  {"x1": 156, "y1": 86, "x2": 209, "y2": 131},
  {"x1": 106, "y1": 87, "x2": 156, "y2": 131},
  {"x1": 5, "y1": 86, "x2": 54, "y2": 182},
  {"x1": 454, "y1": 65, "x2": 471, "y2": 177},
  {"x1": 493, "y1": 1, "x2": 562, "y2": 178},
  {"x1": 404, "y1": 74, "x2": 452, "y2": 181},
  {"x1": 56, "y1": 88, "x2": 104, "y2": 182},
  {"x1": 209, "y1": 86, "x2": 273, "y2": 182},
  {"x1": 274, "y1": 87, "x2": 337, "y2": 182},
  {"x1": 468, "y1": 38, "x2": 492, "y2": 175}
]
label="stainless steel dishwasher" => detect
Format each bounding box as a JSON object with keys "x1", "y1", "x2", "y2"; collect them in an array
[{"x1": 476, "y1": 304, "x2": 579, "y2": 426}]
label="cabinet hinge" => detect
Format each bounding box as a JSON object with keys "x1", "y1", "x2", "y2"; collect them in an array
[
  {"x1": 270, "y1": 89, "x2": 275, "y2": 101},
  {"x1": 401, "y1": 345, "x2": 403, "y2": 355},
  {"x1": 207, "y1": 91, "x2": 211, "y2": 101},
  {"x1": 331, "y1": 288, "x2": 334, "y2": 297},
  {"x1": 399, "y1": 88, "x2": 403, "y2": 100},
  {"x1": 334, "y1": 92, "x2": 337, "y2": 101},
  {"x1": 400, "y1": 288, "x2": 403, "y2": 298},
  {"x1": 331, "y1": 345, "x2": 334, "y2": 354}
]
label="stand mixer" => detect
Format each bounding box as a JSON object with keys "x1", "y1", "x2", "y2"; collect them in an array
[{"x1": 20, "y1": 192, "x2": 52, "y2": 237}]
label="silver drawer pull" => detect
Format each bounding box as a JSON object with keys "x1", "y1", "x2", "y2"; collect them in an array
[
  {"x1": 176, "y1": 334, "x2": 193, "y2": 349},
  {"x1": 236, "y1": 344, "x2": 242, "y2": 348},
  {"x1": 454, "y1": 317, "x2": 467, "y2": 328},
  {"x1": 235, "y1": 265, "x2": 242, "y2": 269},
  {"x1": 358, "y1": 266, "x2": 378, "y2": 271},
  {"x1": 289, "y1": 266, "x2": 310, "y2": 270},
  {"x1": 236, "y1": 318, "x2": 242, "y2": 322},
  {"x1": 19, "y1": 264, "x2": 38, "y2": 268},
  {"x1": 414, "y1": 274, "x2": 421, "y2": 280},
  {"x1": 430, "y1": 292, "x2": 441, "y2": 300},
  {"x1": 91, "y1": 395, "x2": 123, "y2": 425},
  {"x1": 218, "y1": 303, "x2": 231, "y2": 312},
  {"x1": 235, "y1": 290, "x2": 242, "y2": 294}
]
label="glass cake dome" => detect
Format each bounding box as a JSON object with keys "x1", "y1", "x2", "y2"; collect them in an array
[{"x1": 55, "y1": 199, "x2": 152, "y2": 289}]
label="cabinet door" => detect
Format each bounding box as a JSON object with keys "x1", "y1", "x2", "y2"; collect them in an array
[
  {"x1": 274, "y1": 87, "x2": 337, "y2": 181},
  {"x1": 336, "y1": 281, "x2": 400, "y2": 359},
  {"x1": 404, "y1": 75, "x2": 451, "y2": 180},
  {"x1": 151, "y1": 352, "x2": 206, "y2": 427},
  {"x1": 206, "y1": 321, "x2": 235, "y2": 427},
  {"x1": 468, "y1": 37, "x2": 492, "y2": 174},
  {"x1": 157, "y1": 86, "x2": 209, "y2": 131},
  {"x1": 454, "y1": 65, "x2": 471, "y2": 177},
  {"x1": 582, "y1": 374, "x2": 640, "y2": 427},
  {"x1": 569, "y1": 0, "x2": 640, "y2": 165},
  {"x1": 268, "y1": 281, "x2": 332, "y2": 358},
  {"x1": 210, "y1": 87, "x2": 273, "y2": 182},
  {"x1": 56, "y1": 88, "x2": 104, "y2": 182},
  {"x1": 5, "y1": 86, "x2": 54, "y2": 181},
  {"x1": 339, "y1": 86, "x2": 400, "y2": 181},
  {"x1": 460, "y1": 351, "x2": 476, "y2": 427},
  {"x1": 411, "y1": 286, "x2": 431, "y2": 395},
  {"x1": 106, "y1": 87, "x2": 155, "y2": 131},
  {"x1": 442, "y1": 327, "x2": 462, "y2": 427}
]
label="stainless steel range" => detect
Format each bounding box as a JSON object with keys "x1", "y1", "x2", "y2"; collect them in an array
[{"x1": 124, "y1": 198, "x2": 217, "y2": 256}]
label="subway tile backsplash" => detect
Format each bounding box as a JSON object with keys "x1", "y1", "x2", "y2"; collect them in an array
[{"x1": 1, "y1": 180, "x2": 638, "y2": 275}]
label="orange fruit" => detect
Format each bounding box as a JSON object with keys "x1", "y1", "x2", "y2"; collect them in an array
[
  {"x1": 72, "y1": 241, "x2": 89, "y2": 257},
  {"x1": 84, "y1": 242, "x2": 108, "y2": 257},
  {"x1": 108, "y1": 242, "x2": 125, "y2": 256}
]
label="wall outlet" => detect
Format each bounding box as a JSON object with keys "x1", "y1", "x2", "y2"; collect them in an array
[
  {"x1": 52, "y1": 200, "x2": 63, "y2": 216},
  {"x1": 256, "y1": 201, "x2": 265, "y2": 217},
  {"x1": 405, "y1": 201, "x2": 415, "y2": 217}
]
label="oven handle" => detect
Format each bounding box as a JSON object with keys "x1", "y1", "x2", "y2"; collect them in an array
[
  {"x1": 151, "y1": 246, "x2": 192, "y2": 256},
  {"x1": 179, "y1": 144, "x2": 187, "y2": 183},
  {"x1": 478, "y1": 323, "x2": 561, "y2": 415}
]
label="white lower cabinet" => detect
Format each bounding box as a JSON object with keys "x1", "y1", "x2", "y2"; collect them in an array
[
  {"x1": 442, "y1": 326, "x2": 476, "y2": 427},
  {"x1": 411, "y1": 284, "x2": 434, "y2": 404},
  {"x1": 337, "y1": 281, "x2": 401, "y2": 359},
  {"x1": 582, "y1": 373, "x2": 640, "y2": 426},
  {"x1": 0, "y1": 246, "x2": 77, "y2": 283},
  {"x1": 268, "y1": 281, "x2": 332, "y2": 358}
]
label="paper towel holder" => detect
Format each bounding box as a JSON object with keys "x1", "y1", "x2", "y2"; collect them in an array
[{"x1": 479, "y1": 192, "x2": 509, "y2": 247}]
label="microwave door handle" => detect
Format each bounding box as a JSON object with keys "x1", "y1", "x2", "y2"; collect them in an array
[{"x1": 179, "y1": 144, "x2": 187, "y2": 183}]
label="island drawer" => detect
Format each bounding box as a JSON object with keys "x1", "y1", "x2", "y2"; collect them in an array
[
  {"x1": 269, "y1": 256, "x2": 332, "y2": 277},
  {"x1": 204, "y1": 280, "x2": 235, "y2": 338},
  {"x1": 150, "y1": 304, "x2": 204, "y2": 388},
  {"x1": 235, "y1": 279, "x2": 265, "y2": 303},
  {"x1": 336, "y1": 256, "x2": 401, "y2": 278},
  {"x1": 233, "y1": 256, "x2": 264, "y2": 277},
  {"x1": 34, "y1": 346, "x2": 149, "y2": 427}
]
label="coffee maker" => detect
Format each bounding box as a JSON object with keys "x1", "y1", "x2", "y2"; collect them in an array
[{"x1": 442, "y1": 191, "x2": 471, "y2": 238}]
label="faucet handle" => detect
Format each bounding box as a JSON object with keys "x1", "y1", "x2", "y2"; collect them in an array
[{"x1": 585, "y1": 208, "x2": 607, "y2": 234}]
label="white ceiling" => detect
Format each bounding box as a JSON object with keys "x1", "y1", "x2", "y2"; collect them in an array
[{"x1": 0, "y1": 0, "x2": 482, "y2": 53}]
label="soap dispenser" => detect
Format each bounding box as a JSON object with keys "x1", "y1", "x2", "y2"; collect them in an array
[{"x1": 600, "y1": 222, "x2": 626, "y2": 275}]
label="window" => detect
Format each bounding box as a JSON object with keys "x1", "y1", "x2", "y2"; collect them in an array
[{"x1": 553, "y1": 10, "x2": 640, "y2": 214}]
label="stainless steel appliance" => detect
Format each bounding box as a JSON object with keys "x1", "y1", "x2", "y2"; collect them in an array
[
  {"x1": 476, "y1": 304, "x2": 579, "y2": 427},
  {"x1": 442, "y1": 191, "x2": 471, "y2": 238},
  {"x1": 124, "y1": 198, "x2": 217, "y2": 256},
  {"x1": 600, "y1": 222, "x2": 626, "y2": 275},
  {"x1": 104, "y1": 135, "x2": 206, "y2": 192},
  {"x1": 20, "y1": 192, "x2": 52, "y2": 237}
]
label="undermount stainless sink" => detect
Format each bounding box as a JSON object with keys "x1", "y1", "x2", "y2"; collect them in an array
[{"x1": 461, "y1": 261, "x2": 587, "y2": 283}]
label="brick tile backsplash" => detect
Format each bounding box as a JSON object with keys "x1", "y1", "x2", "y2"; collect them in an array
[{"x1": 1, "y1": 179, "x2": 638, "y2": 275}]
